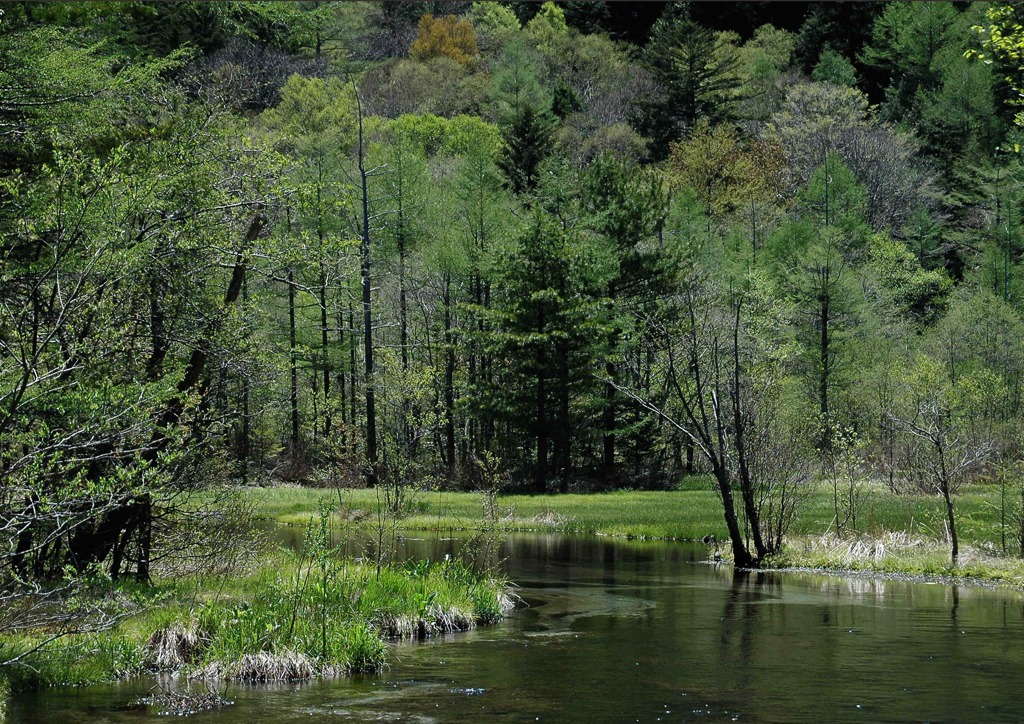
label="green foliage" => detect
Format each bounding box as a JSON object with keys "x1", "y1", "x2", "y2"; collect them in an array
[
  {"x1": 796, "y1": 152, "x2": 869, "y2": 238},
  {"x1": 812, "y1": 48, "x2": 858, "y2": 87},
  {"x1": 261, "y1": 74, "x2": 356, "y2": 151},
  {"x1": 861, "y1": 2, "x2": 961, "y2": 91},
  {"x1": 737, "y1": 24, "x2": 795, "y2": 120},
  {"x1": 467, "y1": 2, "x2": 520, "y2": 54},
  {"x1": 637, "y1": 15, "x2": 742, "y2": 159},
  {"x1": 972, "y1": 3, "x2": 1024, "y2": 127},
  {"x1": 489, "y1": 39, "x2": 550, "y2": 121},
  {"x1": 496, "y1": 105, "x2": 555, "y2": 195},
  {"x1": 794, "y1": 3, "x2": 882, "y2": 75},
  {"x1": 666, "y1": 121, "x2": 782, "y2": 219},
  {"x1": 9, "y1": 0, "x2": 1024, "y2": 598},
  {"x1": 765, "y1": 82, "x2": 870, "y2": 188},
  {"x1": 383, "y1": 113, "x2": 501, "y2": 158}
]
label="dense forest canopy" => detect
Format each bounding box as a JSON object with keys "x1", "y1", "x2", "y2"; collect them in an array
[{"x1": 4, "y1": 0, "x2": 1024, "y2": 577}]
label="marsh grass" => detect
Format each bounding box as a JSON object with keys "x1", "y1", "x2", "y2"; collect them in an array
[
  {"x1": 242, "y1": 480, "x2": 1024, "y2": 586},
  {"x1": 1, "y1": 542, "x2": 513, "y2": 692},
  {"x1": 251, "y1": 481, "x2": 1018, "y2": 549},
  {"x1": 260, "y1": 485, "x2": 726, "y2": 539},
  {"x1": 165, "y1": 548, "x2": 512, "y2": 681},
  {"x1": 771, "y1": 531, "x2": 1024, "y2": 586}
]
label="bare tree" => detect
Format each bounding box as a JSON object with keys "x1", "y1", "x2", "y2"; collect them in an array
[
  {"x1": 616, "y1": 263, "x2": 809, "y2": 567},
  {"x1": 890, "y1": 365, "x2": 995, "y2": 566},
  {"x1": 766, "y1": 81, "x2": 934, "y2": 232}
]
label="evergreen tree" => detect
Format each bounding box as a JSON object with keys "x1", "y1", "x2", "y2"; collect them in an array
[
  {"x1": 496, "y1": 105, "x2": 555, "y2": 196},
  {"x1": 635, "y1": 15, "x2": 742, "y2": 160}
]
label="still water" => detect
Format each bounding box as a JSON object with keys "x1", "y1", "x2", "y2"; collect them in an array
[{"x1": 10, "y1": 533, "x2": 1024, "y2": 722}]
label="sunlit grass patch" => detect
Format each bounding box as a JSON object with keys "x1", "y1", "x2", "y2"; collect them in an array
[
  {"x1": 241, "y1": 479, "x2": 1024, "y2": 587},
  {"x1": 772, "y1": 532, "x2": 1024, "y2": 586}
]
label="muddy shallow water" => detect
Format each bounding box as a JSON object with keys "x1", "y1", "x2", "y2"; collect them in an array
[{"x1": 10, "y1": 533, "x2": 1024, "y2": 722}]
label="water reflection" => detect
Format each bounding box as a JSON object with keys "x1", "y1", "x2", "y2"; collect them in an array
[{"x1": 10, "y1": 532, "x2": 1024, "y2": 723}]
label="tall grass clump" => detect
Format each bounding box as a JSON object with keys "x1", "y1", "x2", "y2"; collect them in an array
[{"x1": 144, "y1": 506, "x2": 514, "y2": 682}]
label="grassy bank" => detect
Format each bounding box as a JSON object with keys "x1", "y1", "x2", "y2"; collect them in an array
[
  {"x1": 251, "y1": 479, "x2": 1016, "y2": 546},
  {"x1": 0, "y1": 525, "x2": 512, "y2": 699},
  {"x1": 243, "y1": 479, "x2": 1024, "y2": 585}
]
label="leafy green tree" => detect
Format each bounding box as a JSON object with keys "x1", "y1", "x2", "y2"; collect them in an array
[
  {"x1": 812, "y1": 48, "x2": 858, "y2": 87},
  {"x1": 1, "y1": 23, "x2": 278, "y2": 590},
  {"x1": 666, "y1": 121, "x2": 784, "y2": 229},
  {"x1": 860, "y1": 1, "x2": 961, "y2": 104},
  {"x1": 786, "y1": 229, "x2": 863, "y2": 448},
  {"x1": 865, "y1": 234, "x2": 952, "y2": 325},
  {"x1": 260, "y1": 75, "x2": 357, "y2": 457},
  {"x1": 737, "y1": 24, "x2": 795, "y2": 121},
  {"x1": 862, "y1": 3, "x2": 1002, "y2": 168},
  {"x1": 891, "y1": 354, "x2": 996, "y2": 567},
  {"x1": 467, "y1": 1, "x2": 520, "y2": 54},
  {"x1": 628, "y1": 233, "x2": 806, "y2": 566},
  {"x1": 582, "y1": 155, "x2": 669, "y2": 478},
  {"x1": 524, "y1": 1, "x2": 570, "y2": 57},
  {"x1": 767, "y1": 157, "x2": 869, "y2": 447},
  {"x1": 794, "y1": 3, "x2": 882, "y2": 76},
  {"x1": 767, "y1": 82, "x2": 931, "y2": 232},
  {"x1": 971, "y1": 2, "x2": 1024, "y2": 127},
  {"x1": 489, "y1": 39, "x2": 550, "y2": 122}
]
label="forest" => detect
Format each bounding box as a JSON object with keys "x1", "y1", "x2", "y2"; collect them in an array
[{"x1": 5, "y1": 0, "x2": 1024, "y2": 667}]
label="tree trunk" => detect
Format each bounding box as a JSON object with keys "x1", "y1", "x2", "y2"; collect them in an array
[
  {"x1": 714, "y1": 464, "x2": 755, "y2": 568},
  {"x1": 602, "y1": 287, "x2": 618, "y2": 477},
  {"x1": 288, "y1": 269, "x2": 300, "y2": 454},
  {"x1": 535, "y1": 307, "x2": 548, "y2": 493},
  {"x1": 819, "y1": 276, "x2": 831, "y2": 450},
  {"x1": 355, "y1": 86, "x2": 377, "y2": 486},
  {"x1": 348, "y1": 301, "x2": 357, "y2": 456},
  {"x1": 443, "y1": 274, "x2": 456, "y2": 476},
  {"x1": 731, "y1": 302, "x2": 768, "y2": 560},
  {"x1": 603, "y1": 357, "x2": 616, "y2": 476},
  {"x1": 556, "y1": 335, "x2": 571, "y2": 492},
  {"x1": 938, "y1": 448, "x2": 959, "y2": 566},
  {"x1": 320, "y1": 265, "x2": 331, "y2": 438}
]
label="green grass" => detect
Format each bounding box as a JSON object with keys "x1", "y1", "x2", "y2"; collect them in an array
[
  {"x1": 251, "y1": 481, "x2": 728, "y2": 539},
  {"x1": 238, "y1": 478, "x2": 1024, "y2": 586},
  {"x1": 1, "y1": 531, "x2": 511, "y2": 693},
  {"x1": 243, "y1": 479, "x2": 1015, "y2": 547}
]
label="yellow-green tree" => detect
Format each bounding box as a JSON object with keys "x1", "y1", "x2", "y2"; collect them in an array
[
  {"x1": 665, "y1": 121, "x2": 782, "y2": 223},
  {"x1": 971, "y1": 3, "x2": 1024, "y2": 128},
  {"x1": 409, "y1": 14, "x2": 478, "y2": 68}
]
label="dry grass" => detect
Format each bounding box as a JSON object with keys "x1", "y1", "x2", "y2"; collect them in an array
[
  {"x1": 529, "y1": 511, "x2": 573, "y2": 528},
  {"x1": 800, "y1": 532, "x2": 931, "y2": 566},
  {"x1": 144, "y1": 622, "x2": 209, "y2": 670},
  {"x1": 373, "y1": 603, "x2": 476, "y2": 640},
  {"x1": 778, "y1": 532, "x2": 1024, "y2": 586},
  {"x1": 193, "y1": 651, "x2": 331, "y2": 682},
  {"x1": 486, "y1": 588, "x2": 520, "y2": 624}
]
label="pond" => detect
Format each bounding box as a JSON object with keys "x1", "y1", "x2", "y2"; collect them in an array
[{"x1": 9, "y1": 532, "x2": 1024, "y2": 722}]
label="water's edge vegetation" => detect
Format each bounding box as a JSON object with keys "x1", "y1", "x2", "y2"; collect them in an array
[
  {"x1": 0, "y1": 507, "x2": 514, "y2": 709},
  {"x1": 4, "y1": 479, "x2": 1024, "y2": 715},
  {"x1": 257, "y1": 483, "x2": 1024, "y2": 585}
]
